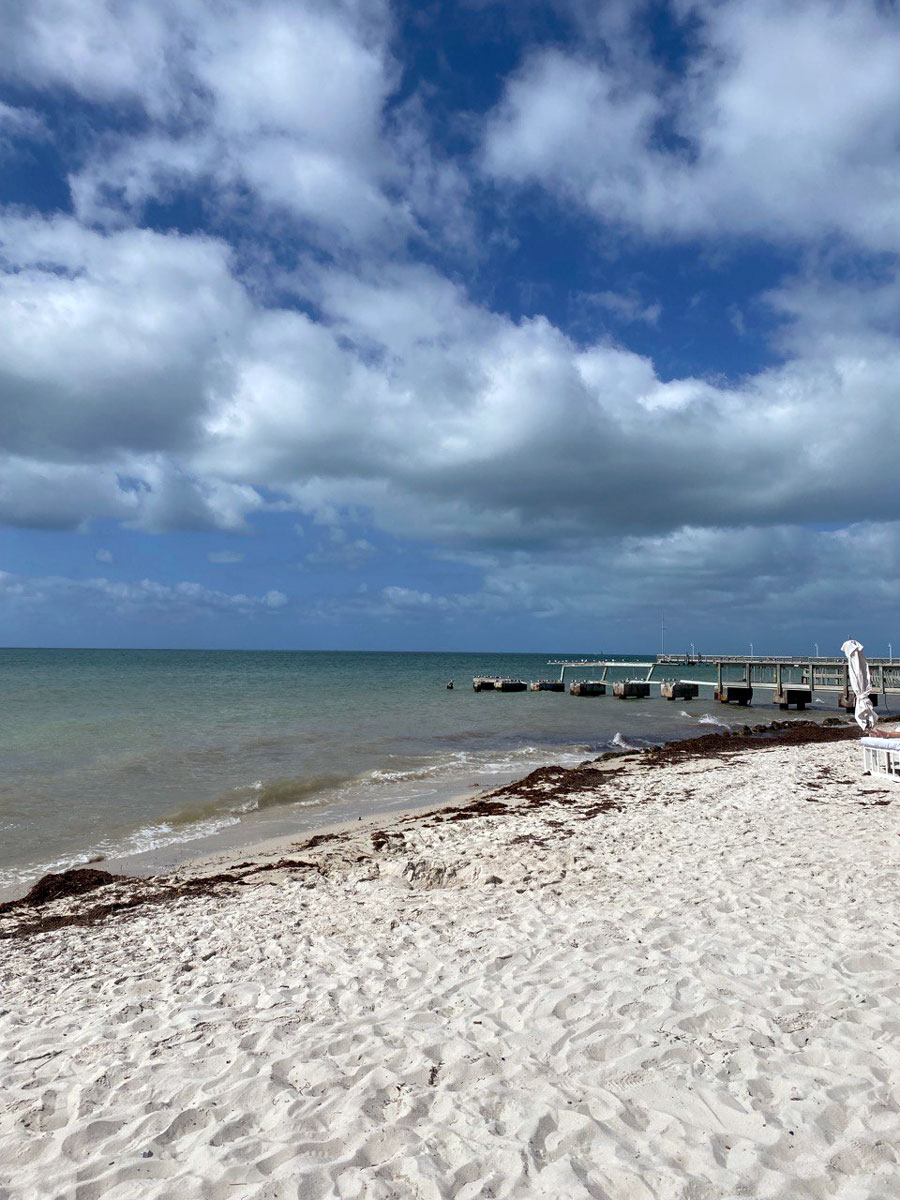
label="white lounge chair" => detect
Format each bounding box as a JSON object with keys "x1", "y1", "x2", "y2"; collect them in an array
[{"x1": 861, "y1": 735, "x2": 900, "y2": 783}]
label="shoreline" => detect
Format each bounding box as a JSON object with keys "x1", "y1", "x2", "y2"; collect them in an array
[
  {"x1": 4, "y1": 719, "x2": 897, "y2": 1198},
  {"x1": 0, "y1": 713, "x2": 856, "y2": 906},
  {"x1": 0, "y1": 718, "x2": 857, "y2": 934}
]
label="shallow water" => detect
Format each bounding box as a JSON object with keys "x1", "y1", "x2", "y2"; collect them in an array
[{"x1": 0, "y1": 648, "x2": 858, "y2": 891}]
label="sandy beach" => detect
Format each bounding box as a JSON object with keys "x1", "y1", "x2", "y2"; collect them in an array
[{"x1": 2, "y1": 723, "x2": 899, "y2": 1200}]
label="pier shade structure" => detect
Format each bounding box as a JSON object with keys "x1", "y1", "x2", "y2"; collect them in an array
[{"x1": 541, "y1": 655, "x2": 900, "y2": 710}]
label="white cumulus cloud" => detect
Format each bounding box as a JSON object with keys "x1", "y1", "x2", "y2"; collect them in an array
[{"x1": 482, "y1": 1, "x2": 900, "y2": 250}]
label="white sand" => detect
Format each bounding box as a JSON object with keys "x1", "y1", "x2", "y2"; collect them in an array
[{"x1": 2, "y1": 737, "x2": 900, "y2": 1199}]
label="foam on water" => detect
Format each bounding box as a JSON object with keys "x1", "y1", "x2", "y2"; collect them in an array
[
  {"x1": 0, "y1": 813, "x2": 244, "y2": 892},
  {"x1": 698, "y1": 713, "x2": 731, "y2": 728},
  {"x1": 611, "y1": 731, "x2": 643, "y2": 751}
]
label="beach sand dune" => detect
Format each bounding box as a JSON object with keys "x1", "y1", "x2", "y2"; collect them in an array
[{"x1": 2, "y1": 730, "x2": 899, "y2": 1199}]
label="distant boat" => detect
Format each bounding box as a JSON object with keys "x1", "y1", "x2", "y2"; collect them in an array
[{"x1": 446, "y1": 679, "x2": 454, "y2": 689}]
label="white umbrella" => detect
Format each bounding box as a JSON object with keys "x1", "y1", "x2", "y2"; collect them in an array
[{"x1": 841, "y1": 639, "x2": 877, "y2": 730}]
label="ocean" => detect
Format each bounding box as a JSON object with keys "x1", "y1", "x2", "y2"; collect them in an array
[{"x1": 0, "y1": 648, "x2": 841, "y2": 894}]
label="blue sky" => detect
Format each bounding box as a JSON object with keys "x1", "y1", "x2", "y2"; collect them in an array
[{"x1": 0, "y1": 0, "x2": 898, "y2": 653}]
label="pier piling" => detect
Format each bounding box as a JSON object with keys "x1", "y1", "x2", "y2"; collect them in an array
[
  {"x1": 472, "y1": 677, "x2": 497, "y2": 691},
  {"x1": 774, "y1": 686, "x2": 812, "y2": 710},
  {"x1": 660, "y1": 681, "x2": 699, "y2": 701},
  {"x1": 613, "y1": 680, "x2": 651, "y2": 699},
  {"x1": 839, "y1": 690, "x2": 879, "y2": 710}
]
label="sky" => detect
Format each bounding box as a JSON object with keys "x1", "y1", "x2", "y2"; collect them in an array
[{"x1": 0, "y1": 0, "x2": 898, "y2": 654}]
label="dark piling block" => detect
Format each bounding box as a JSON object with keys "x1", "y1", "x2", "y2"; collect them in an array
[
  {"x1": 613, "y1": 680, "x2": 651, "y2": 699},
  {"x1": 661, "y1": 680, "x2": 699, "y2": 701},
  {"x1": 715, "y1": 685, "x2": 753, "y2": 706}
]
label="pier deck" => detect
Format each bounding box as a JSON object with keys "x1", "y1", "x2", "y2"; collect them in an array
[
  {"x1": 545, "y1": 655, "x2": 900, "y2": 707},
  {"x1": 471, "y1": 655, "x2": 898, "y2": 708}
]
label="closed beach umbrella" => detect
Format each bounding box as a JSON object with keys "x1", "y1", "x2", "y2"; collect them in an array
[{"x1": 841, "y1": 639, "x2": 877, "y2": 730}]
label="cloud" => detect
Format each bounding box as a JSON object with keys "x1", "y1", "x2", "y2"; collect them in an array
[
  {"x1": 0, "y1": 216, "x2": 248, "y2": 458},
  {"x1": 482, "y1": 1, "x2": 900, "y2": 250},
  {"x1": 1, "y1": 0, "x2": 180, "y2": 112},
  {"x1": 196, "y1": 265, "x2": 900, "y2": 545},
  {"x1": 0, "y1": 101, "x2": 47, "y2": 145},
  {"x1": 305, "y1": 527, "x2": 376, "y2": 568},
  {"x1": 95, "y1": 548, "x2": 114, "y2": 564},
  {"x1": 585, "y1": 290, "x2": 662, "y2": 327},
  {"x1": 123, "y1": 460, "x2": 265, "y2": 534},
  {"x1": 1, "y1": 0, "x2": 439, "y2": 246},
  {"x1": 0, "y1": 455, "x2": 139, "y2": 529},
  {"x1": 0, "y1": 215, "x2": 265, "y2": 532},
  {"x1": 207, "y1": 550, "x2": 245, "y2": 564},
  {"x1": 503, "y1": 520, "x2": 900, "y2": 645},
  {"x1": 0, "y1": 0, "x2": 898, "y2": 644},
  {"x1": 314, "y1": 519, "x2": 900, "y2": 650},
  {"x1": 2, "y1": 216, "x2": 899, "y2": 547},
  {"x1": 0, "y1": 569, "x2": 288, "y2": 621}
]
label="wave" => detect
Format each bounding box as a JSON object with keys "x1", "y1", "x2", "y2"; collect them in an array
[
  {"x1": 697, "y1": 713, "x2": 731, "y2": 729},
  {"x1": 368, "y1": 752, "x2": 473, "y2": 784},
  {"x1": 611, "y1": 731, "x2": 643, "y2": 751},
  {"x1": 174, "y1": 773, "x2": 356, "y2": 825},
  {"x1": 366, "y1": 744, "x2": 566, "y2": 785},
  {"x1": 0, "y1": 768, "x2": 364, "y2": 892},
  {"x1": 0, "y1": 812, "x2": 244, "y2": 893}
]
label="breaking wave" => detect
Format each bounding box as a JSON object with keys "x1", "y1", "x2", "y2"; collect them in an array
[{"x1": 697, "y1": 713, "x2": 731, "y2": 729}]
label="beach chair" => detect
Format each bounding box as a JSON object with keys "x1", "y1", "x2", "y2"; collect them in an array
[{"x1": 860, "y1": 735, "x2": 900, "y2": 783}]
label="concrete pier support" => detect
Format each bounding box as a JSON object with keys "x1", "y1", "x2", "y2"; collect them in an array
[
  {"x1": 472, "y1": 677, "x2": 497, "y2": 691},
  {"x1": 569, "y1": 680, "x2": 606, "y2": 696},
  {"x1": 613, "y1": 680, "x2": 651, "y2": 699},
  {"x1": 715, "y1": 685, "x2": 753, "y2": 706},
  {"x1": 530, "y1": 680, "x2": 564, "y2": 692},
  {"x1": 775, "y1": 687, "x2": 812, "y2": 710},
  {"x1": 495, "y1": 678, "x2": 527, "y2": 692},
  {"x1": 839, "y1": 690, "x2": 879, "y2": 710},
  {"x1": 660, "y1": 680, "x2": 699, "y2": 701}
]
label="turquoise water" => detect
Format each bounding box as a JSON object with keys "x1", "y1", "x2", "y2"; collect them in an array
[{"x1": 0, "y1": 648, "x2": 838, "y2": 892}]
